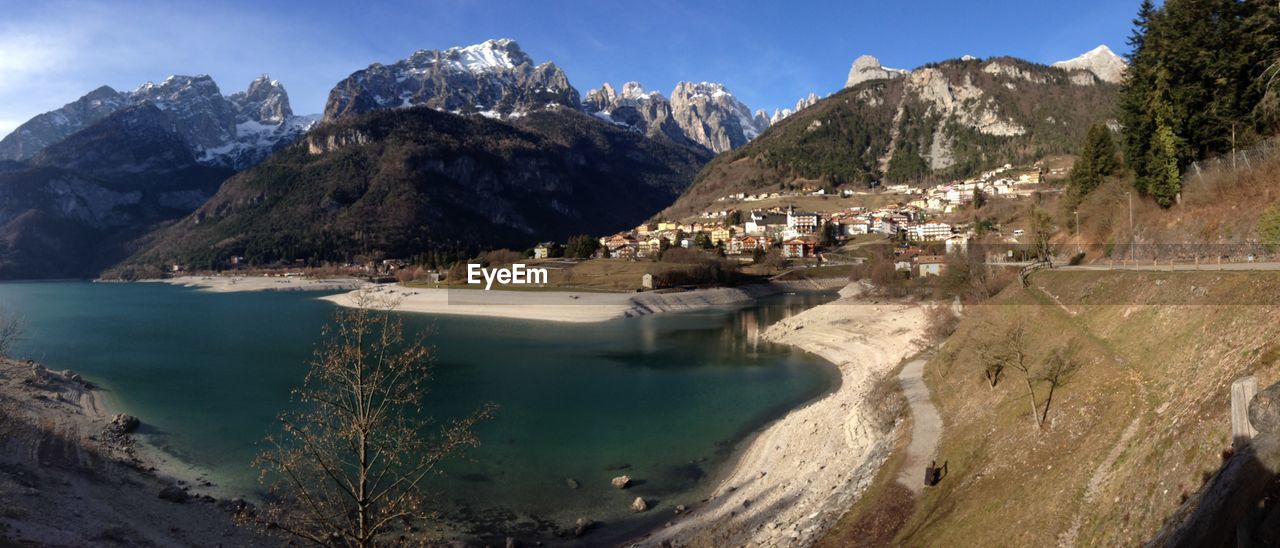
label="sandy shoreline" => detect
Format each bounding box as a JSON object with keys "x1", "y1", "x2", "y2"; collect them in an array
[
  {"x1": 146, "y1": 275, "x2": 365, "y2": 293},
  {"x1": 321, "y1": 279, "x2": 848, "y2": 323},
  {"x1": 632, "y1": 289, "x2": 925, "y2": 547}
]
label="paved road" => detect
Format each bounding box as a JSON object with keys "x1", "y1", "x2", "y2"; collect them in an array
[
  {"x1": 1056, "y1": 261, "x2": 1280, "y2": 272},
  {"x1": 897, "y1": 358, "x2": 942, "y2": 494}
]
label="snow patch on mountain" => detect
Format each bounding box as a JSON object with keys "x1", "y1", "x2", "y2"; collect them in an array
[
  {"x1": 324, "y1": 38, "x2": 579, "y2": 121},
  {"x1": 1, "y1": 75, "x2": 317, "y2": 169},
  {"x1": 1052, "y1": 45, "x2": 1127, "y2": 84}
]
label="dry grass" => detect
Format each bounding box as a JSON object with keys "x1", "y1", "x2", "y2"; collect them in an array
[
  {"x1": 894, "y1": 270, "x2": 1280, "y2": 546},
  {"x1": 1070, "y1": 153, "x2": 1280, "y2": 260},
  {"x1": 816, "y1": 411, "x2": 917, "y2": 548}
]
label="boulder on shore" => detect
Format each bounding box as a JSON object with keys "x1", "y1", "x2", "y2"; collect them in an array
[
  {"x1": 630, "y1": 497, "x2": 648, "y2": 513},
  {"x1": 611, "y1": 475, "x2": 631, "y2": 489},
  {"x1": 110, "y1": 414, "x2": 141, "y2": 434}
]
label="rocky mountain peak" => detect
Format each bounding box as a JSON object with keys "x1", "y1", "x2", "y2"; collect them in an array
[
  {"x1": 846, "y1": 54, "x2": 909, "y2": 88},
  {"x1": 669, "y1": 81, "x2": 768, "y2": 152},
  {"x1": 0, "y1": 86, "x2": 130, "y2": 161},
  {"x1": 1052, "y1": 44, "x2": 1127, "y2": 84},
  {"x1": 228, "y1": 75, "x2": 293, "y2": 124},
  {"x1": 1, "y1": 73, "x2": 315, "y2": 169},
  {"x1": 413, "y1": 38, "x2": 532, "y2": 73},
  {"x1": 323, "y1": 38, "x2": 579, "y2": 121},
  {"x1": 583, "y1": 80, "x2": 768, "y2": 153},
  {"x1": 621, "y1": 81, "x2": 660, "y2": 102}
]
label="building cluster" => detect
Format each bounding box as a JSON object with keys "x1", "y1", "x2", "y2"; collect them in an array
[
  {"x1": 596, "y1": 205, "x2": 832, "y2": 260},
  {"x1": 703, "y1": 164, "x2": 1042, "y2": 216},
  {"x1": 582, "y1": 163, "x2": 1048, "y2": 268}
]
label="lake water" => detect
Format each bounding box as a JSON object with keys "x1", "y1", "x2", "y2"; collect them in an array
[{"x1": 1, "y1": 281, "x2": 835, "y2": 543}]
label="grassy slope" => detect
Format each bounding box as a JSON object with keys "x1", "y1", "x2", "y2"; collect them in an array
[{"x1": 898, "y1": 270, "x2": 1280, "y2": 546}]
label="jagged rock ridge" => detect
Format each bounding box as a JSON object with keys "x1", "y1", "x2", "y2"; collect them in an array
[
  {"x1": 0, "y1": 75, "x2": 316, "y2": 170},
  {"x1": 323, "y1": 38, "x2": 579, "y2": 121},
  {"x1": 583, "y1": 81, "x2": 770, "y2": 153}
]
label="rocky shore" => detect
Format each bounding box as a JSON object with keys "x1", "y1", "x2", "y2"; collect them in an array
[
  {"x1": 632, "y1": 289, "x2": 925, "y2": 546},
  {"x1": 0, "y1": 359, "x2": 268, "y2": 546}
]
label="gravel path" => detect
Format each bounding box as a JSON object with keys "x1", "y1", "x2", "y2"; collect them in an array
[{"x1": 897, "y1": 358, "x2": 942, "y2": 493}]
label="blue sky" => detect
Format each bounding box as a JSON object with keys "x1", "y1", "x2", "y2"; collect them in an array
[{"x1": 0, "y1": 0, "x2": 1142, "y2": 136}]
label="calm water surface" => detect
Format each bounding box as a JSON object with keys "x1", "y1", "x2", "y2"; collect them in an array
[{"x1": 2, "y1": 281, "x2": 834, "y2": 541}]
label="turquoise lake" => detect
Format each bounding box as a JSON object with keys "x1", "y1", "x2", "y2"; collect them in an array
[{"x1": 1, "y1": 281, "x2": 835, "y2": 542}]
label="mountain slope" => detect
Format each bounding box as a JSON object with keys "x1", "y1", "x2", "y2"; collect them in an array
[
  {"x1": 120, "y1": 106, "x2": 710, "y2": 271},
  {"x1": 662, "y1": 55, "x2": 1119, "y2": 217},
  {"x1": 0, "y1": 107, "x2": 234, "y2": 279}
]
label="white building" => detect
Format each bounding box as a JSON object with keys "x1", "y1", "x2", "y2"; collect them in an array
[{"x1": 911, "y1": 222, "x2": 953, "y2": 242}]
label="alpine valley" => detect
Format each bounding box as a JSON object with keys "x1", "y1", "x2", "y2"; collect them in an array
[{"x1": 0, "y1": 38, "x2": 1125, "y2": 278}]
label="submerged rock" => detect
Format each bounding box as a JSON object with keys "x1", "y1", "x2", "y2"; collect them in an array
[
  {"x1": 565, "y1": 478, "x2": 580, "y2": 489},
  {"x1": 574, "y1": 517, "x2": 593, "y2": 537},
  {"x1": 611, "y1": 475, "x2": 631, "y2": 489},
  {"x1": 158, "y1": 485, "x2": 188, "y2": 503},
  {"x1": 630, "y1": 497, "x2": 648, "y2": 513}
]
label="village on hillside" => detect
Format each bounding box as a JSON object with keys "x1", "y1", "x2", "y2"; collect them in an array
[{"x1": 560, "y1": 162, "x2": 1049, "y2": 279}]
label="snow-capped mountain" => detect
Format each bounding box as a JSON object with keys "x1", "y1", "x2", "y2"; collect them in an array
[
  {"x1": 584, "y1": 81, "x2": 769, "y2": 153},
  {"x1": 1052, "y1": 45, "x2": 1127, "y2": 84},
  {"x1": 0, "y1": 75, "x2": 317, "y2": 169},
  {"x1": 323, "y1": 38, "x2": 579, "y2": 121}
]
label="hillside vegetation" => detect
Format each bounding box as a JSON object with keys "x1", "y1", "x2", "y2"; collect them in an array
[
  {"x1": 1061, "y1": 144, "x2": 1280, "y2": 263},
  {"x1": 1120, "y1": 0, "x2": 1279, "y2": 206},
  {"x1": 662, "y1": 57, "x2": 1118, "y2": 218},
  {"x1": 898, "y1": 270, "x2": 1280, "y2": 546},
  {"x1": 0, "y1": 106, "x2": 234, "y2": 279},
  {"x1": 117, "y1": 107, "x2": 710, "y2": 274}
]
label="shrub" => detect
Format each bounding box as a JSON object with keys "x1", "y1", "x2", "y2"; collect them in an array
[{"x1": 1258, "y1": 202, "x2": 1280, "y2": 252}]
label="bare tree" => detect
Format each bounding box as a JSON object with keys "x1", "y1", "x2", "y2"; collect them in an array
[
  {"x1": 0, "y1": 305, "x2": 22, "y2": 358},
  {"x1": 1036, "y1": 339, "x2": 1082, "y2": 427},
  {"x1": 1027, "y1": 204, "x2": 1056, "y2": 261},
  {"x1": 979, "y1": 323, "x2": 1041, "y2": 429},
  {"x1": 251, "y1": 291, "x2": 495, "y2": 546}
]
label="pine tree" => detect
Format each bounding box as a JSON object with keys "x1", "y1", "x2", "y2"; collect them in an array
[
  {"x1": 1119, "y1": 0, "x2": 1279, "y2": 207},
  {"x1": 1069, "y1": 123, "x2": 1119, "y2": 198},
  {"x1": 1119, "y1": 0, "x2": 1156, "y2": 174},
  {"x1": 1144, "y1": 67, "x2": 1185, "y2": 207}
]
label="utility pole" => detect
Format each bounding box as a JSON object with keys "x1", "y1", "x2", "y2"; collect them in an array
[
  {"x1": 1232, "y1": 124, "x2": 1237, "y2": 171},
  {"x1": 1127, "y1": 191, "x2": 1134, "y2": 263},
  {"x1": 1075, "y1": 210, "x2": 1081, "y2": 254}
]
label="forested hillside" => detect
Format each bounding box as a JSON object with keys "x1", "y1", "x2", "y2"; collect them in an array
[
  {"x1": 116, "y1": 106, "x2": 710, "y2": 274},
  {"x1": 661, "y1": 57, "x2": 1119, "y2": 218}
]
